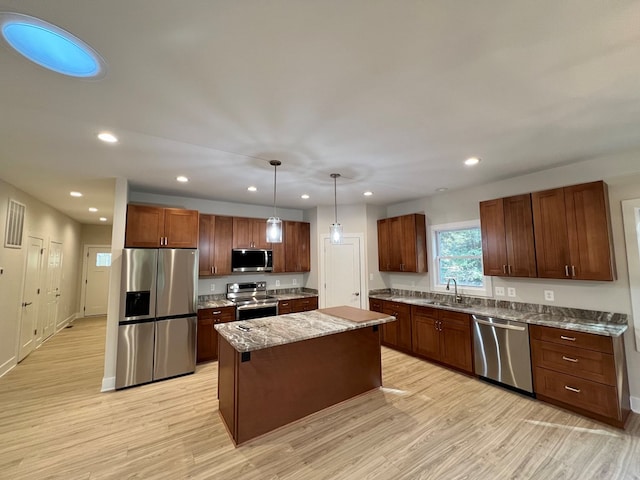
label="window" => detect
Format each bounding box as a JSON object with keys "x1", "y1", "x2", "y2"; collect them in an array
[
  {"x1": 430, "y1": 220, "x2": 491, "y2": 296},
  {"x1": 96, "y1": 253, "x2": 112, "y2": 267}
]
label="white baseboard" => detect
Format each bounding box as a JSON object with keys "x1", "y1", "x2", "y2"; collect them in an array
[
  {"x1": 55, "y1": 313, "x2": 77, "y2": 333},
  {"x1": 631, "y1": 396, "x2": 640, "y2": 414},
  {"x1": 0, "y1": 356, "x2": 17, "y2": 379},
  {"x1": 101, "y1": 376, "x2": 115, "y2": 392}
]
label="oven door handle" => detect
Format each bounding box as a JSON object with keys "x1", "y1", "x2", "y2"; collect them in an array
[{"x1": 236, "y1": 303, "x2": 279, "y2": 311}]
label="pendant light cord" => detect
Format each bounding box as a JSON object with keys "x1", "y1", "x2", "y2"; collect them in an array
[
  {"x1": 273, "y1": 163, "x2": 277, "y2": 216},
  {"x1": 333, "y1": 175, "x2": 338, "y2": 223}
]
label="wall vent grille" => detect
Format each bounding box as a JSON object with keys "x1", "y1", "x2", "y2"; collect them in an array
[{"x1": 5, "y1": 199, "x2": 26, "y2": 248}]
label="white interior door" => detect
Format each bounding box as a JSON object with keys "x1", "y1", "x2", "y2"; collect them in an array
[
  {"x1": 43, "y1": 241, "x2": 63, "y2": 339},
  {"x1": 622, "y1": 199, "x2": 640, "y2": 352},
  {"x1": 323, "y1": 236, "x2": 363, "y2": 308},
  {"x1": 19, "y1": 236, "x2": 44, "y2": 361},
  {"x1": 83, "y1": 246, "x2": 111, "y2": 317}
]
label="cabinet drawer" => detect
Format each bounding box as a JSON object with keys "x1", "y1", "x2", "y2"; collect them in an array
[
  {"x1": 382, "y1": 301, "x2": 411, "y2": 317},
  {"x1": 531, "y1": 339, "x2": 616, "y2": 386},
  {"x1": 439, "y1": 309, "x2": 470, "y2": 327},
  {"x1": 412, "y1": 305, "x2": 438, "y2": 320},
  {"x1": 369, "y1": 298, "x2": 383, "y2": 312},
  {"x1": 292, "y1": 297, "x2": 318, "y2": 312},
  {"x1": 530, "y1": 324, "x2": 613, "y2": 354},
  {"x1": 534, "y1": 367, "x2": 619, "y2": 419},
  {"x1": 198, "y1": 306, "x2": 235, "y2": 322},
  {"x1": 278, "y1": 301, "x2": 293, "y2": 315}
]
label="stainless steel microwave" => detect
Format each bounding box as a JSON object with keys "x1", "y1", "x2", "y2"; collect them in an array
[{"x1": 231, "y1": 249, "x2": 273, "y2": 272}]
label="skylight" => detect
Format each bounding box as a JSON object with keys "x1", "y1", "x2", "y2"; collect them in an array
[{"x1": 0, "y1": 13, "x2": 105, "y2": 78}]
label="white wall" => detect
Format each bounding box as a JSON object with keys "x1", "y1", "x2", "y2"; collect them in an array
[
  {"x1": 0, "y1": 178, "x2": 82, "y2": 377},
  {"x1": 381, "y1": 147, "x2": 640, "y2": 405}
]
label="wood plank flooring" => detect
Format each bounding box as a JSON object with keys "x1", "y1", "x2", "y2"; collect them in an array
[{"x1": 1, "y1": 316, "x2": 639, "y2": 479}]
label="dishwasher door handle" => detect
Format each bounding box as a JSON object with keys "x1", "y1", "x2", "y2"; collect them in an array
[{"x1": 473, "y1": 318, "x2": 526, "y2": 331}]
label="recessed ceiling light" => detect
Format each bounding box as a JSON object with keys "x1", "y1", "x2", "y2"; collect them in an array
[
  {"x1": 70, "y1": 191, "x2": 82, "y2": 197},
  {"x1": 176, "y1": 176, "x2": 189, "y2": 183},
  {"x1": 301, "y1": 194, "x2": 310, "y2": 199},
  {"x1": 97, "y1": 132, "x2": 118, "y2": 143},
  {"x1": 0, "y1": 13, "x2": 106, "y2": 78},
  {"x1": 248, "y1": 186, "x2": 257, "y2": 192},
  {"x1": 99, "y1": 217, "x2": 107, "y2": 222},
  {"x1": 88, "y1": 207, "x2": 98, "y2": 212},
  {"x1": 436, "y1": 188, "x2": 448, "y2": 192},
  {"x1": 364, "y1": 191, "x2": 373, "y2": 197},
  {"x1": 464, "y1": 157, "x2": 481, "y2": 166}
]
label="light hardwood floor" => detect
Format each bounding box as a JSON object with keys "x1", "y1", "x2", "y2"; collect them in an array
[{"x1": 1, "y1": 317, "x2": 639, "y2": 479}]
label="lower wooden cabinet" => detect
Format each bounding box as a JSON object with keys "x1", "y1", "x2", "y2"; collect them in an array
[
  {"x1": 530, "y1": 324, "x2": 630, "y2": 427},
  {"x1": 278, "y1": 296, "x2": 318, "y2": 314},
  {"x1": 411, "y1": 306, "x2": 473, "y2": 374},
  {"x1": 197, "y1": 306, "x2": 235, "y2": 363},
  {"x1": 380, "y1": 301, "x2": 412, "y2": 352}
]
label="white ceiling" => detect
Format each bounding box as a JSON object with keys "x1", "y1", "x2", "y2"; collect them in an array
[{"x1": 2, "y1": 1, "x2": 640, "y2": 225}]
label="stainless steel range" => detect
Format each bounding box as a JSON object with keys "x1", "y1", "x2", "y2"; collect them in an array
[{"x1": 227, "y1": 282, "x2": 279, "y2": 320}]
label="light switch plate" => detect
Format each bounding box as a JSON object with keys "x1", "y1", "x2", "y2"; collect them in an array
[
  {"x1": 275, "y1": 280, "x2": 280, "y2": 286},
  {"x1": 544, "y1": 290, "x2": 555, "y2": 301},
  {"x1": 292, "y1": 279, "x2": 297, "y2": 285},
  {"x1": 210, "y1": 283, "x2": 215, "y2": 292},
  {"x1": 507, "y1": 287, "x2": 516, "y2": 297},
  {"x1": 495, "y1": 287, "x2": 505, "y2": 296}
]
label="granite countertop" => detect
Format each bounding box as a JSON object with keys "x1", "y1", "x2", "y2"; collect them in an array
[
  {"x1": 215, "y1": 309, "x2": 395, "y2": 352},
  {"x1": 369, "y1": 293, "x2": 627, "y2": 337},
  {"x1": 197, "y1": 291, "x2": 318, "y2": 309}
]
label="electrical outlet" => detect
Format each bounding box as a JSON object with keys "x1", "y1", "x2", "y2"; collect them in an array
[
  {"x1": 275, "y1": 280, "x2": 280, "y2": 287},
  {"x1": 507, "y1": 287, "x2": 516, "y2": 297},
  {"x1": 369, "y1": 273, "x2": 374, "y2": 281},
  {"x1": 544, "y1": 290, "x2": 555, "y2": 301},
  {"x1": 292, "y1": 279, "x2": 297, "y2": 285},
  {"x1": 210, "y1": 283, "x2": 216, "y2": 292},
  {"x1": 495, "y1": 286, "x2": 505, "y2": 296}
]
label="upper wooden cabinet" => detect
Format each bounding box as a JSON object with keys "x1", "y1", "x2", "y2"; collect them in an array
[
  {"x1": 532, "y1": 181, "x2": 615, "y2": 281},
  {"x1": 232, "y1": 217, "x2": 271, "y2": 249},
  {"x1": 479, "y1": 194, "x2": 537, "y2": 277},
  {"x1": 377, "y1": 213, "x2": 427, "y2": 273},
  {"x1": 125, "y1": 205, "x2": 198, "y2": 248},
  {"x1": 199, "y1": 214, "x2": 233, "y2": 276},
  {"x1": 284, "y1": 221, "x2": 311, "y2": 272}
]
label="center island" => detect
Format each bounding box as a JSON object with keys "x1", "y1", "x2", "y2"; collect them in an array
[{"x1": 215, "y1": 306, "x2": 396, "y2": 445}]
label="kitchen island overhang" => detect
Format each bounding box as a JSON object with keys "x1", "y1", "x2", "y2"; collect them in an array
[{"x1": 215, "y1": 306, "x2": 396, "y2": 445}]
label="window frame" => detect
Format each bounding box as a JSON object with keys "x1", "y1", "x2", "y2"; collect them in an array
[{"x1": 429, "y1": 219, "x2": 492, "y2": 297}]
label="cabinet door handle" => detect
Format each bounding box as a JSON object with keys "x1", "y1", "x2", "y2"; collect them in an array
[
  {"x1": 560, "y1": 335, "x2": 576, "y2": 341},
  {"x1": 562, "y1": 356, "x2": 578, "y2": 363},
  {"x1": 214, "y1": 266, "x2": 217, "y2": 274},
  {"x1": 212, "y1": 311, "x2": 221, "y2": 315},
  {"x1": 564, "y1": 265, "x2": 570, "y2": 277},
  {"x1": 508, "y1": 265, "x2": 512, "y2": 275},
  {"x1": 281, "y1": 303, "x2": 289, "y2": 306},
  {"x1": 564, "y1": 385, "x2": 581, "y2": 393},
  {"x1": 503, "y1": 265, "x2": 507, "y2": 274},
  {"x1": 571, "y1": 265, "x2": 576, "y2": 277}
]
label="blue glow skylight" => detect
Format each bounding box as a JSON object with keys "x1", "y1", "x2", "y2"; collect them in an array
[{"x1": 0, "y1": 13, "x2": 105, "y2": 78}]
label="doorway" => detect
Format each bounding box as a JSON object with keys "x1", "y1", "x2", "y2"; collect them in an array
[
  {"x1": 321, "y1": 235, "x2": 366, "y2": 308},
  {"x1": 19, "y1": 236, "x2": 44, "y2": 361},
  {"x1": 622, "y1": 199, "x2": 640, "y2": 352},
  {"x1": 81, "y1": 245, "x2": 112, "y2": 317}
]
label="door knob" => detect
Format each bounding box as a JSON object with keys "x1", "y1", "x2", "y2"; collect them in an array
[
  {"x1": 22, "y1": 302, "x2": 33, "y2": 307},
  {"x1": 55, "y1": 294, "x2": 61, "y2": 297},
  {"x1": 353, "y1": 292, "x2": 360, "y2": 296}
]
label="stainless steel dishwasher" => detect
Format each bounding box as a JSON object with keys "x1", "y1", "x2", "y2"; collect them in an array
[{"x1": 472, "y1": 314, "x2": 534, "y2": 395}]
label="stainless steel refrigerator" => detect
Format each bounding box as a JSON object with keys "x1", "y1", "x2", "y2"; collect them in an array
[{"x1": 116, "y1": 248, "x2": 198, "y2": 389}]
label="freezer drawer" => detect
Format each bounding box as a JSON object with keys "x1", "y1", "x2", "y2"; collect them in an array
[
  {"x1": 116, "y1": 320, "x2": 155, "y2": 389},
  {"x1": 154, "y1": 316, "x2": 197, "y2": 381}
]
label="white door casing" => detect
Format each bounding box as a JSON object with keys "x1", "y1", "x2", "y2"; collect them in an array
[
  {"x1": 321, "y1": 235, "x2": 365, "y2": 309},
  {"x1": 19, "y1": 236, "x2": 44, "y2": 361},
  {"x1": 82, "y1": 245, "x2": 111, "y2": 317},
  {"x1": 43, "y1": 241, "x2": 63, "y2": 339},
  {"x1": 622, "y1": 198, "x2": 640, "y2": 352}
]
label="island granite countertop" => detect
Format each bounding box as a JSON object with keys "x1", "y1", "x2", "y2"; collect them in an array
[
  {"x1": 369, "y1": 293, "x2": 627, "y2": 337},
  {"x1": 215, "y1": 308, "x2": 395, "y2": 352}
]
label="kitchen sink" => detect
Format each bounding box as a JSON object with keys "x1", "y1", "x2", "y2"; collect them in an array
[{"x1": 431, "y1": 301, "x2": 472, "y2": 309}]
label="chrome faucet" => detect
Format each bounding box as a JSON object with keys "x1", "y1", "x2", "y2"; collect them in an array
[{"x1": 446, "y1": 278, "x2": 463, "y2": 303}]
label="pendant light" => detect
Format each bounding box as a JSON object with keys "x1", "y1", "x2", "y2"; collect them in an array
[
  {"x1": 329, "y1": 173, "x2": 343, "y2": 244},
  {"x1": 266, "y1": 160, "x2": 283, "y2": 243}
]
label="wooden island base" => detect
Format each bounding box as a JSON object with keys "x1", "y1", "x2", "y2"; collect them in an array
[{"x1": 218, "y1": 325, "x2": 383, "y2": 445}]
